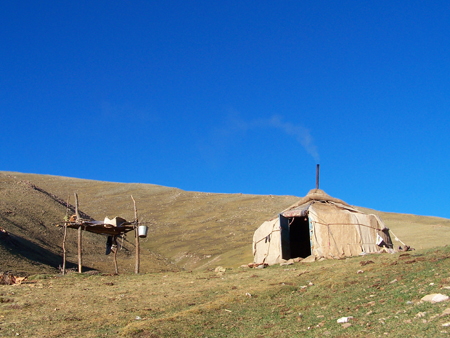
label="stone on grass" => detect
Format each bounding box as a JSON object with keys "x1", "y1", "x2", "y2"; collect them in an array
[
  {"x1": 415, "y1": 312, "x2": 427, "y2": 318},
  {"x1": 421, "y1": 294, "x2": 449, "y2": 303},
  {"x1": 280, "y1": 259, "x2": 294, "y2": 266},
  {"x1": 301, "y1": 255, "x2": 316, "y2": 263},
  {"x1": 337, "y1": 316, "x2": 353, "y2": 323},
  {"x1": 215, "y1": 266, "x2": 226, "y2": 273}
]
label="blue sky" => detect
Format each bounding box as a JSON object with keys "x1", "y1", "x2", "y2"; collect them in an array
[{"x1": 1, "y1": 1, "x2": 450, "y2": 218}]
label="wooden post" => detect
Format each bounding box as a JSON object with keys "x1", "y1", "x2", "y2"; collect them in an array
[
  {"x1": 131, "y1": 195, "x2": 139, "y2": 274},
  {"x1": 62, "y1": 195, "x2": 70, "y2": 275},
  {"x1": 62, "y1": 224, "x2": 67, "y2": 275},
  {"x1": 75, "y1": 193, "x2": 82, "y2": 273},
  {"x1": 113, "y1": 246, "x2": 119, "y2": 274},
  {"x1": 75, "y1": 193, "x2": 80, "y2": 220},
  {"x1": 77, "y1": 226, "x2": 82, "y2": 273}
]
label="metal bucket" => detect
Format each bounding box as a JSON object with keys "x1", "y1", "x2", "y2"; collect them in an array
[{"x1": 138, "y1": 225, "x2": 148, "y2": 238}]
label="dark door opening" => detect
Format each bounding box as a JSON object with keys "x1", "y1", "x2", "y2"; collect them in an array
[
  {"x1": 280, "y1": 215, "x2": 311, "y2": 260},
  {"x1": 289, "y1": 217, "x2": 312, "y2": 258}
]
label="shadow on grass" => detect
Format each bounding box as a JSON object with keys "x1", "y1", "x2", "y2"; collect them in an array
[{"x1": 0, "y1": 232, "x2": 96, "y2": 273}]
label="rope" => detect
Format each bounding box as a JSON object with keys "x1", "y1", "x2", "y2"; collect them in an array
[
  {"x1": 312, "y1": 220, "x2": 382, "y2": 231},
  {"x1": 261, "y1": 221, "x2": 279, "y2": 264},
  {"x1": 388, "y1": 229, "x2": 406, "y2": 246}
]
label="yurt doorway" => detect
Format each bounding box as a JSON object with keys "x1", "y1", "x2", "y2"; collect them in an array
[{"x1": 280, "y1": 215, "x2": 312, "y2": 260}]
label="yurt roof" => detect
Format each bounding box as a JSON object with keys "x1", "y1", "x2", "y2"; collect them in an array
[{"x1": 280, "y1": 189, "x2": 360, "y2": 218}]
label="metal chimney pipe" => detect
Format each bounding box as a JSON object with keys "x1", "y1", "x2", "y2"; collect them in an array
[{"x1": 316, "y1": 164, "x2": 320, "y2": 190}]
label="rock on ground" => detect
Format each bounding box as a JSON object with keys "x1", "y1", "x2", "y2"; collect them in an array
[{"x1": 421, "y1": 294, "x2": 449, "y2": 303}]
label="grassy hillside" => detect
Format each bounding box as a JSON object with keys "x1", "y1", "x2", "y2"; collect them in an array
[
  {"x1": 0, "y1": 172, "x2": 297, "y2": 274},
  {"x1": 1, "y1": 171, "x2": 450, "y2": 275},
  {"x1": 2, "y1": 246, "x2": 450, "y2": 337}
]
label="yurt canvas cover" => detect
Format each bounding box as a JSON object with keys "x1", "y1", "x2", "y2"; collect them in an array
[{"x1": 253, "y1": 189, "x2": 393, "y2": 265}]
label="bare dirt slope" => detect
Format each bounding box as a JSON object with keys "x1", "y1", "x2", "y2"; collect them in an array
[{"x1": 1, "y1": 171, "x2": 449, "y2": 275}]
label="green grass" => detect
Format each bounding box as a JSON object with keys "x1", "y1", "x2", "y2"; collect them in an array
[{"x1": 2, "y1": 246, "x2": 450, "y2": 337}]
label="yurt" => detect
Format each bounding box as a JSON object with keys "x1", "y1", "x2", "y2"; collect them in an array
[{"x1": 253, "y1": 189, "x2": 393, "y2": 265}]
